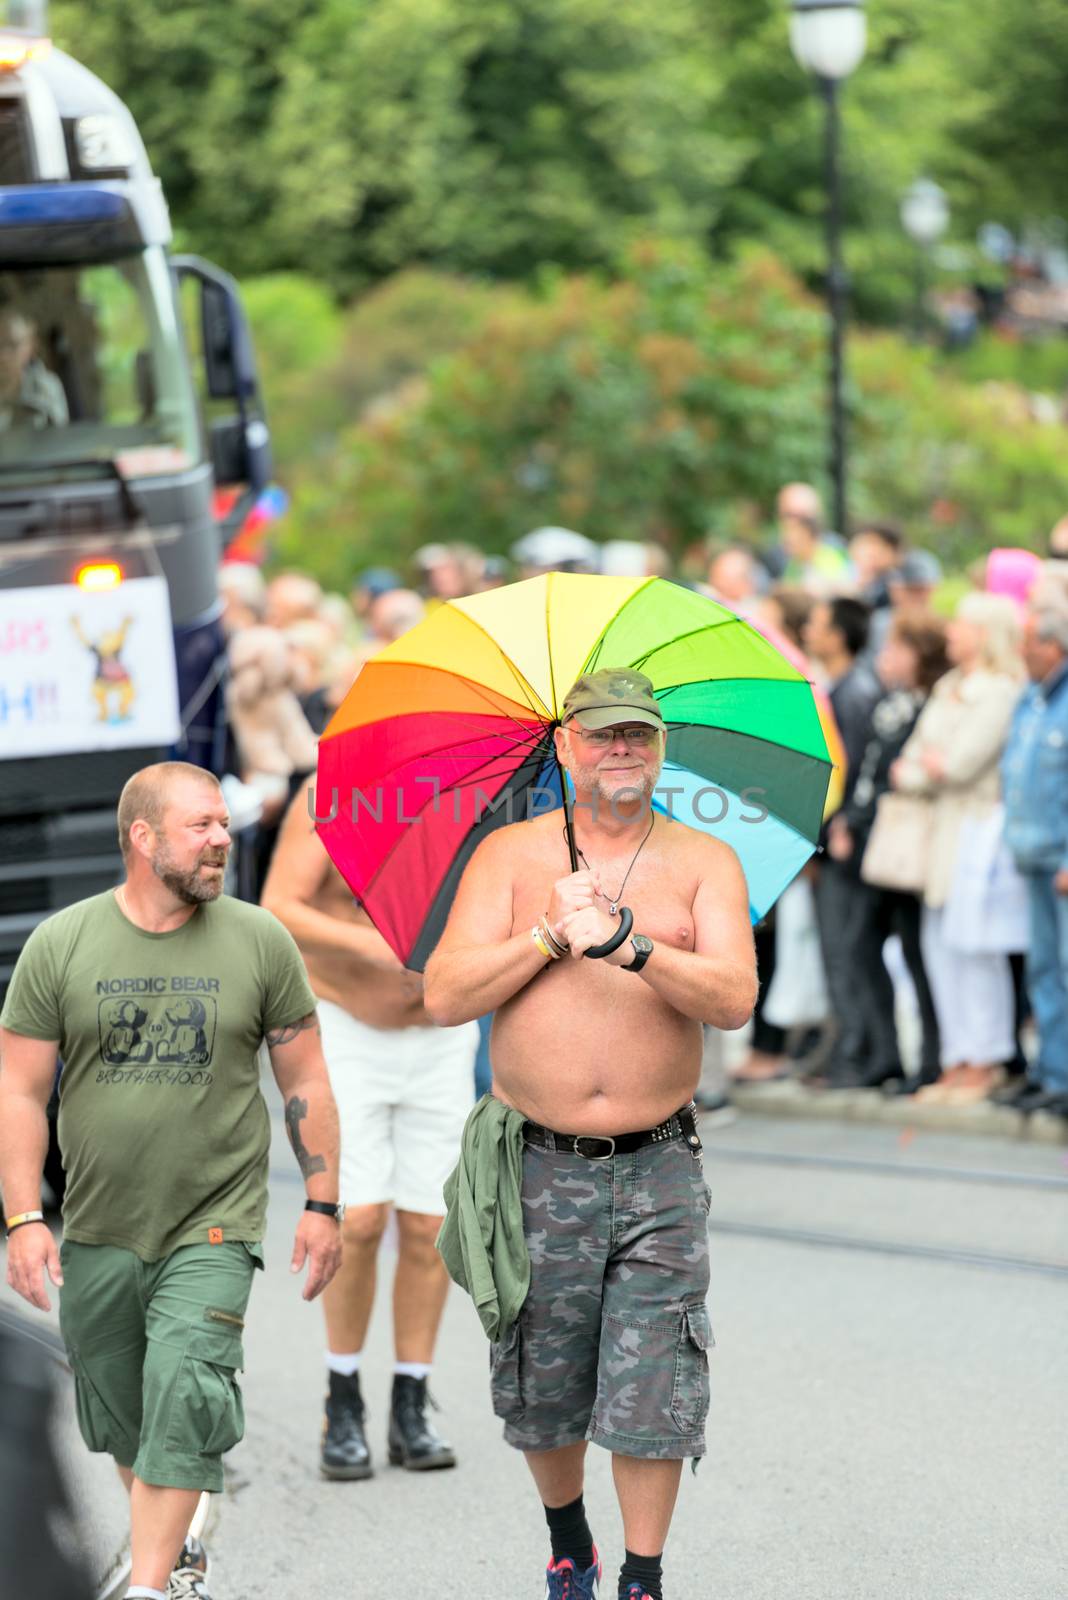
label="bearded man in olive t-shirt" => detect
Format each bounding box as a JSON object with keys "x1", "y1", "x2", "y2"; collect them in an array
[{"x1": 0, "y1": 762, "x2": 342, "y2": 1600}]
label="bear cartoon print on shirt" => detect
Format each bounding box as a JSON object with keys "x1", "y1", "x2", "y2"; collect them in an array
[{"x1": 96, "y1": 976, "x2": 219, "y2": 1081}]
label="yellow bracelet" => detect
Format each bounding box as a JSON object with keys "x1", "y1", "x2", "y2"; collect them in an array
[
  {"x1": 540, "y1": 917, "x2": 568, "y2": 957},
  {"x1": 4, "y1": 1209, "x2": 45, "y2": 1233},
  {"x1": 531, "y1": 925, "x2": 558, "y2": 961}
]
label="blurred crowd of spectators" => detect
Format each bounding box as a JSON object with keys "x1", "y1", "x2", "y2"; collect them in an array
[{"x1": 216, "y1": 489, "x2": 1068, "y2": 1124}]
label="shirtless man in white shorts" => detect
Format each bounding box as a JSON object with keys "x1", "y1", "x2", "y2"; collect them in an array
[{"x1": 262, "y1": 786, "x2": 478, "y2": 1478}]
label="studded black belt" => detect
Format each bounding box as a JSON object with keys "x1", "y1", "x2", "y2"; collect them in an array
[{"x1": 522, "y1": 1101, "x2": 702, "y2": 1160}]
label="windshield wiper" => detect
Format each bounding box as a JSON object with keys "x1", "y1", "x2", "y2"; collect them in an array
[{"x1": 0, "y1": 456, "x2": 146, "y2": 528}]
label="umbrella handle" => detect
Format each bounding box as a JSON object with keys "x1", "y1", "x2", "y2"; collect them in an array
[
  {"x1": 561, "y1": 761, "x2": 579, "y2": 872},
  {"x1": 583, "y1": 905, "x2": 634, "y2": 959}
]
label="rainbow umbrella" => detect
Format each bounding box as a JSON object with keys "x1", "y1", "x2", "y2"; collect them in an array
[
  {"x1": 745, "y1": 612, "x2": 847, "y2": 818},
  {"x1": 316, "y1": 574, "x2": 833, "y2": 969}
]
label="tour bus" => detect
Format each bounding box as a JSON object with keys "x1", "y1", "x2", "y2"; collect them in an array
[{"x1": 0, "y1": 4, "x2": 271, "y2": 1007}]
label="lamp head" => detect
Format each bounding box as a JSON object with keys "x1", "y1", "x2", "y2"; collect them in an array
[{"x1": 789, "y1": 0, "x2": 867, "y2": 81}]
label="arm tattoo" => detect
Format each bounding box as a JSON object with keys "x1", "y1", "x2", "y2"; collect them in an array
[
  {"x1": 284, "y1": 1094, "x2": 327, "y2": 1180},
  {"x1": 265, "y1": 1012, "x2": 320, "y2": 1048}
]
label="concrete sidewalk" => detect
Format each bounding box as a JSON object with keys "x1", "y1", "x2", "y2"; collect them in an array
[{"x1": 726, "y1": 1076, "x2": 1068, "y2": 1144}]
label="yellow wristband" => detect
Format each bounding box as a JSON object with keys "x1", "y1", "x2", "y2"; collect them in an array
[
  {"x1": 531, "y1": 925, "x2": 558, "y2": 961},
  {"x1": 4, "y1": 1209, "x2": 45, "y2": 1233}
]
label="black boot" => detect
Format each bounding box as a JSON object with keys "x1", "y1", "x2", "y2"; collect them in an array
[
  {"x1": 388, "y1": 1374, "x2": 457, "y2": 1471},
  {"x1": 320, "y1": 1370, "x2": 373, "y2": 1480},
  {"x1": 853, "y1": 1061, "x2": 906, "y2": 1091}
]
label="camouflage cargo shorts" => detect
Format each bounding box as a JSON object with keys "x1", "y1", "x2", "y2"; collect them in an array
[{"x1": 489, "y1": 1125, "x2": 714, "y2": 1459}]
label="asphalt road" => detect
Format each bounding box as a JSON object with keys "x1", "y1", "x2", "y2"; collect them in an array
[
  {"x1": 6, "y1": 1106, "x2": 1067, "y2": 1600},
  {"x1": 211, "y1": 1107, "x2": 1068, "y2": 1600}
]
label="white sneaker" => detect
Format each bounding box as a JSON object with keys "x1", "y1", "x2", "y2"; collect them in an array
[
  {"x1": 168, "y1": 1569, "x2": 213, "y2": 1600},
  {"x1": 168, "y1": 1535, "x2": 212, "y2": 1599}
]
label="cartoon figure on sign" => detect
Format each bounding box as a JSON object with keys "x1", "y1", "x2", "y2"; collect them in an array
[
  {"x1": 157, "y1": 997, "x2": 211, "y2": 1065},
  {"x1": 71, "y1": 614, "x2": 136, "y2": 723},
  {"x1": 102, "y1": 1000, "x2": 153, "y2": 1065}
]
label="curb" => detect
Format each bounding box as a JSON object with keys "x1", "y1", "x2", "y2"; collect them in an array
[{"x1": 726, "y1": 1078, "x2": 1068, "y2": 1146}]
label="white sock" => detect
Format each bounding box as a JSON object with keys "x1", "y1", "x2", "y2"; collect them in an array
[
  {"x1": 394, "y1": 1360, "x2": 431, "y2": 1380},
  {"x1": 326, "y1": 1349, "x2": 362, "y2": 1376},
  {"x1": 126, "y1": 1588, "x2": 168, "y2": 1599}
]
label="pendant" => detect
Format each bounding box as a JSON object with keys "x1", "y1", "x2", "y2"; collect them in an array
[{"x1": 609, "y1": 902, "x2": 618, "y2": 916}]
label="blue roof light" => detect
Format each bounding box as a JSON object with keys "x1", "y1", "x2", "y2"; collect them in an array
[{"x1": 0, "y1": 184, "x2": 127, "y2": 225}]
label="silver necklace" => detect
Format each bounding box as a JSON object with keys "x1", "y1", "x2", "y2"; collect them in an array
[{"x1": 570, "y1": 816, "x2": 655, "y2": 915}]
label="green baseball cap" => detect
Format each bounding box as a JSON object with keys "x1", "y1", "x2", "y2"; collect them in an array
[{"x1": 561, "y1": 668, "x2": 664, "y2": 730}]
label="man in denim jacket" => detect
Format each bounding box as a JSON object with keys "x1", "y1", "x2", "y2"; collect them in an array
[{"x1": 1000, "y1": 607, "x2": 1068, "y2": 1115}]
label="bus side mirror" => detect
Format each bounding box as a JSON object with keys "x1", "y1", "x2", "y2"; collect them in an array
[
  {"x1": 200, "y1": 277, "x2": 242, "y2": 400},
  {"x1": 173, "y1": 254, "x2": 272, "y2": 493},
  {"x1": 174, "y1": 255, "x2": 258, "y2": 401}
]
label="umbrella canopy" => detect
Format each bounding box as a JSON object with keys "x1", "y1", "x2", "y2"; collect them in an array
[
  {"x1": 745, "y1": 612, "x2": 847, "y2": 818},
  {"x1": 316, "y1": 573, "x2": 834, "y2": 969}
]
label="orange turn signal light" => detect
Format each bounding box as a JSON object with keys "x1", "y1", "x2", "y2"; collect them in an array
[
  {"x1": 76, "y1": 562, "x2": 123, "y2": 591},
  {"x1": 0, "y1": 33, "x2": 51, "y2": 72}
]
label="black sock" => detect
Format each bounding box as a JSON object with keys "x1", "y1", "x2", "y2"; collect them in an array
[
  {"x1": 544, "y1": 1494, "x2": 595, "y2": 1573},
  {"x1": 619, "y1": 1550, "x2": 663, "y2": 1600}
]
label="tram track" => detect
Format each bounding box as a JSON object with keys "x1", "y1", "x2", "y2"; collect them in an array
[
  {"x1": 272, "y1": 1161, "x2": 1067, "y2": 1280},
  {"x1": 703, "y1": 1143, "x2": 1068, "y2": 1192},
  {"x1": 708, "y1": 1216, "x2": 1068, "y2": 1280}
]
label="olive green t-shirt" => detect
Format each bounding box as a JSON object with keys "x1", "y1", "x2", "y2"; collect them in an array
[{"x1": 0, "y1": 891, "x2": 317, "y2": 1261}]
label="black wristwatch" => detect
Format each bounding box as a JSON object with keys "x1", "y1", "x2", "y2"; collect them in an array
[
  {"x1": 305, "y1": 1199, "x2": 345, "y2": 1223},
  {"x1": 622, "y1": 934, "x2": 654, "y2": 973}
]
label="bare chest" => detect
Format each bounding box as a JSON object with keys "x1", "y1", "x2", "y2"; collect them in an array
[{"x1": 511, "y1": 837, "x2": 697, "y2": 951}]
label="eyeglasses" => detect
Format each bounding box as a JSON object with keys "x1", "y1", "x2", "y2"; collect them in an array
[{"x1": 568, "y1": 724, "x2": 661, "y2": 748}]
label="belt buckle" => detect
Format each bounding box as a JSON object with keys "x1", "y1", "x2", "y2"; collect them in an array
[{"x1": 575, "y1": 1135, "x2": 616, "y2": 1161}]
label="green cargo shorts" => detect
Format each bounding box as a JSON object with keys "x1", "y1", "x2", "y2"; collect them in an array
[
  {"x1": 489, "y1": 1129, "x2": 714, "y2": 1460},
  {"x1": 58, "y1": 1239, "x2": 260, "y2": 1491}
]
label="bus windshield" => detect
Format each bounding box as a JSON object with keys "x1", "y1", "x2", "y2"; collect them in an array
[{"x1": 0, "y1": 245, "x2": 200, "y2": 480}]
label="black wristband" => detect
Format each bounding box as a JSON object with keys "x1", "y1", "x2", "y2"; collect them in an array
[
  {"x1": 583, "y1": 905, "x2": 634, "y2": 959},
  {"x1": 5, "y1": 1218, "x2": 48, "y2": 1238},
  {"x1": 304, "y1": 1199, "x2": 341, "y2": 1220}
]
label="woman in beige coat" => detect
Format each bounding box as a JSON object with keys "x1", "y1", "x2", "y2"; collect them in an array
[{"x1": 890, "y1": 593, "x2": 1023, "y2": 1102}]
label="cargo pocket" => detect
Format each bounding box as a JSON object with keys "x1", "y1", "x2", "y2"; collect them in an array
[
  {"x1": 670, "y1": 1302, "x2": 713, "y2": 1435},
  {"x1": 165, "y1": 1322, "x2": 245, "y2": 1458},
  {"x1": 67, "y1": 1350, "x2": 126, "y2": 1456},
  {"x1": 489, "y1": 1320, "x2": 524, "y2": 1422}
]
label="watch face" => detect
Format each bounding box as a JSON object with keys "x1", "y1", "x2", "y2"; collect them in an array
[{"x1": 632, "y1": 936, "x2": 653, "y2": 955}]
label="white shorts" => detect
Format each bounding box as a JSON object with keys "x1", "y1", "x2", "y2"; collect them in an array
[{"x1": 318, "y1": 1000, "x2": 478, "y2": 1216}]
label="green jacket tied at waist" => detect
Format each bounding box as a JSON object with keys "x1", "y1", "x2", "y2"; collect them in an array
[{"x1": 436, "y1": 1093, "x2": 529, "y2": 1342}]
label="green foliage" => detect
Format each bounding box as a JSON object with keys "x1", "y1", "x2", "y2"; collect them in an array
[
  {"x1": 261, "y1": 249, "x2": 1068, "y2": 590},
  {"x1": 942, "y1": 332, "x2": 1068, "y2": 396},
  {"x1": 246, "y1": 268, "x2": 520, "y2": 478},
  {"x1": 49, "y1": 0, "x2": 1068, "y2": 318},
  {"x1": 954, "y1": 0, "x2": 1068, "y2": 221},
  {"x1": 242, "y1": 276, "x2": 342, "y2": 377},
  {"x1": 850, "y1": 335, "x2": 1068, "y2": 566},
  {"x1": 51, "y1": 0, "x2": 748, "y2": 292}
]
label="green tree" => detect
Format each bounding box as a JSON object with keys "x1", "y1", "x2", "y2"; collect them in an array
[
  {"x1": 264, "y1": 248, "x2": 1068, "y2": 589},
  {"x1": 275, "y1": 246, "x2": 828, "y2": 584},
  {"x1": 50, "y1": 0, "x2": 1068, "y2": 316},
  {"x1": 51, "y1": 0, "x2": 749, "y2": 289}
]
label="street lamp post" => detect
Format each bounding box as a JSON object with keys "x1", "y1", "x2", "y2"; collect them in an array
[
  {"x1": 789, "y1": 0, "x2": 867, "y2": 540},
  {"x1": 901, "y1": 178, "x2": 950, "y2": 341}
]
